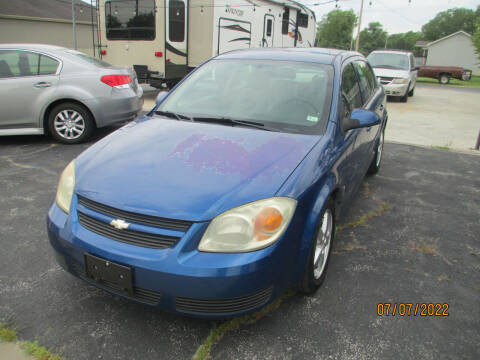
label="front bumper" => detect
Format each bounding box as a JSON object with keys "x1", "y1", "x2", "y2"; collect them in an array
[
  {"x1": 46, "y1": 198, "x2": 293, "y2": 318},
  {"x1": 382, "y1": 82, "x2": 409, "y2": 97}
]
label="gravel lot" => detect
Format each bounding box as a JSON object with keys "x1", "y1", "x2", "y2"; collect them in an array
[{"x1": 0, "y1": 86, "x2": 479, "y2": 359}]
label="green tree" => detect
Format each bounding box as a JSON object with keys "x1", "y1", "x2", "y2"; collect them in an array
[
  {"x1": 473, "y1": 20, "x2": 480, "y2": 61},
  {"x1": 358, "y1": 22, "x2": 388, "y2": 56},
  {"x1": 386, "y1": 31, "x2": 422, "y2": 56},
  {"x1": 422, "y1": 8, "x2": 477, "y2": 41},
  {"x1": 316, "y1": 9, "x2": 357, "y2": 50}
]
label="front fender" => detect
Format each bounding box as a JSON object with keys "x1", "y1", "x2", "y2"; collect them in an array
[{"x1": 292, "y1": 175, "x2": 337, "y2": 284}]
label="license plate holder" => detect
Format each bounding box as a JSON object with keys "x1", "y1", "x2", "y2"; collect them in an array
[{"x1": 85, "y1": 253, "x2": 133, "y2": 295}]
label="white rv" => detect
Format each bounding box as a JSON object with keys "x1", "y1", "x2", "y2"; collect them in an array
[{"x1": 98, "y1": 0, "x2": 316, "y2": 87}]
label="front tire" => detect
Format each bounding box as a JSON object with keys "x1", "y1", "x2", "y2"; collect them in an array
[
  {"x1": 408, "y1": 86, "x2": 415, "y2": 97},
  {"x1": 300, "y1": 199, "x2": 335, "y2": 295},
  {"x1": 367, "y1": 128, "x2": 385, "y2": 175},
  {"x1": 47, "y1": 102, "x2": 94, "y2": 144}
]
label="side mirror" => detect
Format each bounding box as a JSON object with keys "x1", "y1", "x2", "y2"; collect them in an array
[
  {"x1": 343, "y1": 109, "x2": 380, "y2": 132},
  {"x1": 413, "y1": 66, "x2": 420, "y2": 71},
  {"x1": 155, "y1": 90, "x2": 169, "y2": 106}
]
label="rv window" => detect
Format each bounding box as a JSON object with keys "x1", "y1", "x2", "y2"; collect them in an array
[
  {"x1": 105, "y1": 0, "x2": 155, "y2": 41},
  {"x1": 169, "y1": 0, "x2": 185, "y2": 42},
  {"x1": 266, "y1": 19, "x2": 273, "y2": 37},
  {"x1": 282, "y1": 8, "x2": 289, "y2": 35},
  {"x1": 297, "y1": 13, "x2": 308, "y2": 28}
]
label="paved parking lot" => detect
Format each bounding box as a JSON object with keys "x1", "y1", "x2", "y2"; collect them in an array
[{"x1": 1, "y1": 125, "x2": 479, "y2": 359}]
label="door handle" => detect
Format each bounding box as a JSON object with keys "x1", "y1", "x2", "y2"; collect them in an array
[{"x1": 34, "y1": 82, "x2": 52, "y2": 88}]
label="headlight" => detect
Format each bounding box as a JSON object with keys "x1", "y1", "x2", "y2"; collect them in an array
[
  {"x1": 392, "y1": 78, "x2": 408, "y2": 84},
  {"x1": 198, "y1": 197, "x2": 297, "y2": 253},
  {"x1": 56, "y1": 160, "x2": 75, "y2": 213}
]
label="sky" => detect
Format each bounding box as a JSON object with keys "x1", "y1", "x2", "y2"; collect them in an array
[{"x1": 298, "y1": 0, "x2": 479, "y2": 35}]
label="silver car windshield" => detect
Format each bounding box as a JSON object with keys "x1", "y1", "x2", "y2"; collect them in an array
[
  {"x1": 367, "y1": 53, "x2": 409, "y2": 71},
  {"x1": 157, "y1": 59, "x2": 334, "y2": 135}
]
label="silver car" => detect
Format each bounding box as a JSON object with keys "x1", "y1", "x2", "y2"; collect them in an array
[{"x1": 0, "y1": 44, "x2": 143, "y2": 143}]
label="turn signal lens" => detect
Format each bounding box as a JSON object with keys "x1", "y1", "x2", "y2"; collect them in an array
[
  {"x1": 101, "y1": 75, "x2": 131, "y2": 88},
  {"x1": 254, "y1": 207, "x2": 283, "y2": 241}
]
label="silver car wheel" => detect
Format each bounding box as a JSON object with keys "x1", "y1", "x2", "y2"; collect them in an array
[
  {"x1": 376, "y1": 130, "x2": 384, "y2": 168},
  {"x1": 54, "y1": 110, "x2": 85, "y2": 140},
  {"x1": 313, "y1": 209, "x2": 333, "y2": 280}
]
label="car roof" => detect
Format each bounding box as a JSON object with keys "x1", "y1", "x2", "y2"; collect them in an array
[
  {"x1": 0, "y1": 43, "x2": 67, "y2": 53},
  {"x1": 215, "y1": 47, "x2": 362, "y2": 65},
  {"x1": 369, "y1": 50, "x2": 412, "y2": 55}
]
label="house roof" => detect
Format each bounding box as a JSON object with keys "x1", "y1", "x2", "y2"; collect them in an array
[
  {"x1": 0, "y1": 0, "x2": 96, "y2": 23},
  {"x1": 425, "y1": 31, "x2": 472, "y2": 48}
]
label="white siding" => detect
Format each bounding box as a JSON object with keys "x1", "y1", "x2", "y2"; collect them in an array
[{"x1": 426, "y1": 33, "x2": 480, "y2": 75}]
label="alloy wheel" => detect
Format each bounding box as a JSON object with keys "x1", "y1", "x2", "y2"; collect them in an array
[
  {"x1": 54, "y1": 110, "x2": 85, "y2": 140},
  {"x1": 313, "y1": 209, "x2": 333, "y2": 279}
]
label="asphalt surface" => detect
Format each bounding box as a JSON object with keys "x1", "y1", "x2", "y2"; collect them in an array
[{"x1": 1, "y1": 132, "x2": 479, "y2": 360}]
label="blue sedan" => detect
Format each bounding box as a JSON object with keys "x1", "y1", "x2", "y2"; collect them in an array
[{"x1": 47, "y1": 48, "x2": 387, "y2": 317}]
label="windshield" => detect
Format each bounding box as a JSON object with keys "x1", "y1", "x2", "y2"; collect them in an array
[
  {"x1": 64, "y1": 50, "x2": 112, "y2": 67},
  {"x1": 157, "y1": 59, "x2": 334, "y2": 135},
  {"x1": 367, "y1": 53, "x2": 410, "y2": 70}
]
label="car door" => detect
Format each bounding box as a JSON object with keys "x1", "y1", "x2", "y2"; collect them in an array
[
  {"x1": 0, "y1": 50, "x2": 60, "y2": 129},
  {"x1": 352, "y1": 60, "x2": 383, "y2": 171},
  {"x1": 262, "y1": 15, "x2": 274, "y2": 47},
  {"x1": 336, "y1": 62, "x2": 365, "y2": 200}
]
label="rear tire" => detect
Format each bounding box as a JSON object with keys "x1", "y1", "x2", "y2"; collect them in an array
[
  {"x1": 300, "y1": 199, "x2": 335, "y2": 295},
  {"x1": 439, "y1": 74, "x2": 450, "y2": 84},
  {"x1": 47, "y1": 102, "x2": 94, "y2": 144}
]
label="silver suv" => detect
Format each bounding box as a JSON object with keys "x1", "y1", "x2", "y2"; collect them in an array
[
  {"x1": 0, "y1": 44, "x2": 143, "y2": 143},
  {"x1": 367, "y1": 50, "x2": 418, "y2": 103}
]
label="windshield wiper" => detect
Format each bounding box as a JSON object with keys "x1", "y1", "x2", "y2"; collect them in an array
[
  {"x1": 192, "y1": 116, "x2": 272, "y2": 131},
  {"x1": 154, "y1": 110, "x2": 192, "y2": 121}
]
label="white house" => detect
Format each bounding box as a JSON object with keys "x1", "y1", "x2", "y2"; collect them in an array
[{"x1": 424, "y1": 31, "x2": 479, "y2": 75}]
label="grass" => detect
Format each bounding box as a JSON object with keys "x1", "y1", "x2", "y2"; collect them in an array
[
  {"x1": 431, "y1": 145, "x2": 451, "y2": 151},
  {"x1": 193, "y1": 289, "x2": 296, "y2": 360},
  {"x1": 336, "y1": 201, "x2": 391, "y2": 233},
  {"x1": 0, "y1": 323, "x2": 63, "y2": 360},
  {"x1": 417, "y1": 75, "x2": 480, "y2": 88}
]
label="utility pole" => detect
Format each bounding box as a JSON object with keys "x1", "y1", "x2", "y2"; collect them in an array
[
  {"x1": 72, "y1": 0, "x2": 77, "y2": 50},
  {"x1": 355, "y1": 0, "x2": 365, "y2": 52}
]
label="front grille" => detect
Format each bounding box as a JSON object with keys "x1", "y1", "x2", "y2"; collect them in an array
[
  {"x1": 77, "y1": 195, "x2": 192, "y2": 231},
  {"x1": 78, "y1": 212, "x2": 179, "y2": 249},
  {"x1": 379, "y1": 76, "x2": 394, "y2": 84},
  {"x1": 175, "y1": 287, "x2": 273, "y2": 315},
  {"x1": 71, "y1": 263, "x2": 162, "y2": 305}
]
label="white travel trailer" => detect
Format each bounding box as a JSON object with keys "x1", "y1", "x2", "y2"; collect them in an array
[{"x1": 98, "y1": 0, "x2": 316, "y2": 87}]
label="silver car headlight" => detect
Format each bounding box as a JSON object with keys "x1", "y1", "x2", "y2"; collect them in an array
[
  {"x1": 392, "y1": 78, "x2": 408, "y2": 84},
  {"x1": 56, "y1": 160, "x2": 75, "y2": 213},
  {"x1": 198, "y1": 197, "x2": 297, "y2": 253}
]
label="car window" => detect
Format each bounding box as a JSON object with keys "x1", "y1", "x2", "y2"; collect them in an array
[
  {"x1": 0, "y1": 50, "x2": 41, "y2": 78},
  {"x1": 64, "y1": 50, "x2": 111, "y2": 67},
  {"x1": 341, "y1": 63, "x2": 363, "y2": 112},
  {"x1": 353, "y1": 61, "x2": 375, "y2": 103},
  {"x1": 105, "y1": 0, "x2": 155, "y2": 40},
  {"x1": 409, "y1": 54, "x2": 415, "y2": 70},
  {"x1": 158, "y1": 59, "x2": 334, "y2": 135},
  {"x1": 39, "y1": 55, "x2": 60, "y2": 75}
]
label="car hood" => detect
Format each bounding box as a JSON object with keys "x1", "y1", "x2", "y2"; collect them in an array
[
  {"x1": 75, "y1": 118, "x2": 318, "y2": 222},
  {"x1": 372, "y1": 67, "x2": 409, "y2": 78}
]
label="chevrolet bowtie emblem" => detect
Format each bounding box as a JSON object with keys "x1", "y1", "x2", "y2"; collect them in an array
[{"x1": 110, "y1": 219, "x2": 130, "y2": 230}]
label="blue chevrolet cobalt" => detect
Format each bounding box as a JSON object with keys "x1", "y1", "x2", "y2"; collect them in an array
[{"x1": 47, "y1": 48, "x2": 387, "y2": 317}]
